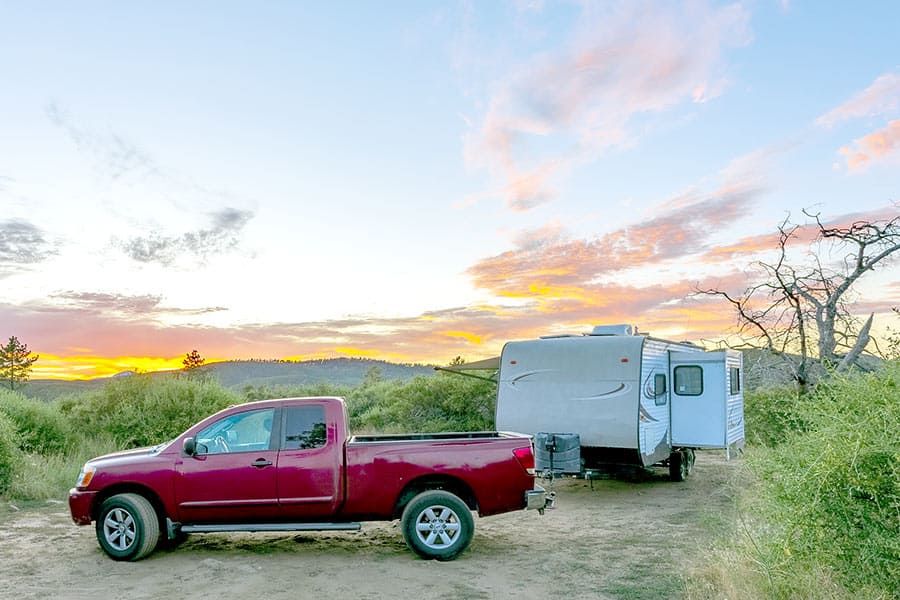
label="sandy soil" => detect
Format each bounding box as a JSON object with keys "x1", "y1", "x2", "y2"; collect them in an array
[{"x1": 0, "y1": 453, "x2": 739, "y2": 600}]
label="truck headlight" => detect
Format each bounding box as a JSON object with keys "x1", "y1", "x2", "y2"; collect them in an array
[{"x1": 75, "y1": 465, "x2": 96, "y2": 488}]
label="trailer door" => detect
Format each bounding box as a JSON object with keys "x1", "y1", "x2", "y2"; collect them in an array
[{"x1": 669, "y1": 351, "x2": 727, "y2": 447}]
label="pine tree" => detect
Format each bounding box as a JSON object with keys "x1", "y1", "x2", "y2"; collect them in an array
[
  {"x1": 0, "y1": 336, "x2": 39, "y2": 390},
  {"x1": 182, "y1": 349, "x2": 205, "y2": 371}
]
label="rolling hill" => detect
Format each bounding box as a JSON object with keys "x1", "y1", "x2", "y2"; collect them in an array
[{"x1": 20, "y1": 358, "x2": 435, "y2": 402}]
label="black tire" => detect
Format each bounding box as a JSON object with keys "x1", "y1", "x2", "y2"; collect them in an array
[
  {"x1": 669, "y1": 450, "x2": 689, "y2": 482},
  {"x1": 95, "y1": 493, "x2": 160, "y2": 561},
  {"x1": 685, "y1": 448, "x2": 696, "y2": 476},
  {"x1": 401, "y1": 490, "x2": 474, "y2": 561}
]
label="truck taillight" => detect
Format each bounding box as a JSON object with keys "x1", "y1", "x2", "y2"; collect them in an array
[{"x1": 513, "y1": 447, "x2": 535, "y2": 475}]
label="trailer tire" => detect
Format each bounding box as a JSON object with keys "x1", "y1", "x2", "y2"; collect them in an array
[
  {"x1": 401, "y1": 490, "x2": 474, "y2": 561},
  {"x1": 669, "y1": 450, "x2": 689, "y2": 482}
]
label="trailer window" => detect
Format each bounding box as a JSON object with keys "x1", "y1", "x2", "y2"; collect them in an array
[
  {"x1": 283, "y1": 405, "x2": 327, "y2": 450},
  {"x1": 674, "y1": 366, "x2": 703, "y2": 396},
  {"x1": 654, "y1": 373, "x2": 667, "y2": 405},
  {"x1": 729, "y1": 367, "x2": 741, "y2": 394}
]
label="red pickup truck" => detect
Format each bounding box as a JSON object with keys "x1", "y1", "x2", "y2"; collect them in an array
[{"x1": 69, "y1": 396, "x2": 547, "y2": 561}]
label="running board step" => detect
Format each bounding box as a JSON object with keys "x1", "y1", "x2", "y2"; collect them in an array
[{"x1": 180, "y1": 522, "x2": 362, "y2": 534}]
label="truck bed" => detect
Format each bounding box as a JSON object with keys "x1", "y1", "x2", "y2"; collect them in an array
[{"x1": 349, "y1": 431, "x2": 516, "y2": 443}]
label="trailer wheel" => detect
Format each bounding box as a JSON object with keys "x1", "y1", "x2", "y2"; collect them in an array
[
  {"x1": 401, "y1": 490, "x2": 474, "y2": 561},
  {"x1": 669, "y1": 450, "x2": 689, "y2": 482}
]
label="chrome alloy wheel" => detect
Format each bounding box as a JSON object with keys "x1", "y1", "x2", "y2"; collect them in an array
[
  {"x1": 413, "y1": 505, "x2": 462, "y2": 549},
  {"x1": 102, "y1": 507, "x2": 137, "y2": 552}
]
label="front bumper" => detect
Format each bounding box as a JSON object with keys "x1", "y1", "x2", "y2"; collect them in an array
[{"x1": 68, "y1": 488, "x2": 97, "y2": 525}]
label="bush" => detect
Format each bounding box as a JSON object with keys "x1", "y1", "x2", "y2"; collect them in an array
[
  {"x1": 688, "y1": 363, "x2": 900, "y2": 599},
  {"x1": 0, "y1": 412, "x2": 21, "y2": 495},
  {"x1": 60, "y1": 374, "x2": 241, "y2": 448},
  {"x1": 743, "y1": 385, "x2": 810, "y2": 447},
  {"x1": 0, "y1": 388, "x2": 72, "y2": 454},
  {"x1": 242, "y1": 382, "x2": 351, "y2": 402},
  {"x1": 348, "y1": 374, "x2": 496, "y2": 433},
  {"x1": 4, "y1": 434, "x2": 119, "y2": 502}
]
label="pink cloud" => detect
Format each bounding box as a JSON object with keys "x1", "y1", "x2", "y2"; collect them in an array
[
  {"x1": 468, "y1": 182, "x2": 759, "y2": 295},
  {"x1": 702, "y1": 204, "x2": 900, "y2": 261},
  {"x1": 464, "y1": 1, "x2": 750, "y2": 210},
  {"x1": 839, "y1": 119, "x2": 900, "y2": 171},
  {"x1": 816, "y1": 72, "x2": 900, "y2": 128}
]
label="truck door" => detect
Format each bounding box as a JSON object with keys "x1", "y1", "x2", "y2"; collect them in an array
[
  {"x1": 276, "y1": 404, "x2": 343, "y2": 518},
  {"x1": 669, "y1": 351, "x2": 727, "y2": 447},
  {"x1": 176, "y1": 407, "x2": 280, "y2": 522}
]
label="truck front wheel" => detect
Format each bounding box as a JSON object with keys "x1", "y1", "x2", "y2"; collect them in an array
[
  {"x1": 401, "y1": 490, "x2": 474, "y2": 561},
  {"x1": 95, "y1": 493, "x2": 160, "y2": 561}
]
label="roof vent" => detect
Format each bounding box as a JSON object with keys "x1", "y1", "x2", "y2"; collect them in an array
[{"x1": 590, "y1": 324, "x2": 637, "y2": 336}]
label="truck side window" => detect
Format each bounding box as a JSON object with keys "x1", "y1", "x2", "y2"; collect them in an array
[
  {"x1": 283, "y1": 406, "x2": 327, "y2": 450},
  {"x1": 195, "y1": 408, "x2": 275, "y2": 454},
  {"x1": 674, "y1": 366, "x2": 703, "y2": 396}
]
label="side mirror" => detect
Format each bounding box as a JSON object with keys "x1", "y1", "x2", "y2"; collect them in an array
[{"x1": 183, "y1": 437, "x2": 196, "y2": 456}]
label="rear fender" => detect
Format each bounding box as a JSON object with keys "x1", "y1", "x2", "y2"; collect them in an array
[{"x1": 393, "y1": 476, "x2": 477, "y2": 519}]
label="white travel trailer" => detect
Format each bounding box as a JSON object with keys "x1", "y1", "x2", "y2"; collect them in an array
[{"x1": 492, "y1": 325, "x2": 744, "y2": 481}]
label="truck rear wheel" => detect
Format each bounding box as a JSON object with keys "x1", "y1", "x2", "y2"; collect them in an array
[
  {"x1": 96, "y1": 493, "x2": 160, "y2": 561},
  {"x1": 401, "y1": 490, "x2": 474, "y2": 561}
]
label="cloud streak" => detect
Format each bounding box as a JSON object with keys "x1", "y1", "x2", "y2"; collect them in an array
[
  {"x1": 464, "y1": 1, "x2": 750, "y2": 210},
  {"x1": 115, "y1": 207, "x2": 253, "y2": 266},
  {"x1": 839, "y1": 119, "x2": 900, "y2": 171},
  {"x1": 50, "y1": 291, "x2": 227, "y2": 317},
  {"x1": 46, "y1": 103, "x2": 159, "y2": 181},
  {"x1": 468, "y1": 180, "x2": 759, "y2": 296},
  {"x1": 0, "y1": 219, "x2": 57, "y2": 278},
  {"x1": 816, "y1": 72, "x2": 900, "y2": 128}
]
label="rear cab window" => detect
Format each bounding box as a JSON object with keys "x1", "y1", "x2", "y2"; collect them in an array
[{"x1": 283, "y1": 405, "x2": 327, "y2": 450}]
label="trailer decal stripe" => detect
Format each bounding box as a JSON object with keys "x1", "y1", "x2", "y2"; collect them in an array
[{"x1": 574, "y1": 383, "x2": 627, "y2": 399}]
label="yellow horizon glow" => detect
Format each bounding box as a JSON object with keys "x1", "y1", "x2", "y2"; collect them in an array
[
  {"x1": 440, "y1": 331, "x2": 485, "y2": 345},
  {"x1": 31, "y1": 354, "x2": 228, "y2": 381}
]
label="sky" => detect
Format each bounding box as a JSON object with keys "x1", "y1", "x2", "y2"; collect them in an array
[{"x1": 1, "y1": 1, "x2": 899, "y2": 379}]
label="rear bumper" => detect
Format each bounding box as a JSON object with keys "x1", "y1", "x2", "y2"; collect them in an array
[
  {"x1": 68, "y1": 488, "x2": 96, "y2": 525},
  {"x1": 525, "y1": 484, "x2": 550, "y2": 511}
]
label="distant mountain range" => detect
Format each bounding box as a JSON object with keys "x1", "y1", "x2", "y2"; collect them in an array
[
  {"x1": 21, "y1": 358, "x2": 436, "y2": 401},
  {"x1": 18, "y1": 350, "x2": 885, "y2": 402}
]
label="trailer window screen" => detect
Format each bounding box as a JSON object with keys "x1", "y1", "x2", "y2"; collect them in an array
[
  {"x1": 674, "y1": 366, "x2": 703, "y2": 396},
  {"x1": 654, "y1": 373, "x2": 667, "y2": 405},
  {"x1": 729, "y1": 367, "x2": 741, "y2": 394}
]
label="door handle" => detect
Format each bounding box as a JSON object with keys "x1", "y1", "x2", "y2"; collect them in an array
[{"x1": 251, "y1": 458, "x2": 273, "y2": 468}]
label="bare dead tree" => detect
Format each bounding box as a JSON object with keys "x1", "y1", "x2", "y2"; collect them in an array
[{"x1": 701, "y1": 208, "x2": 900, "y2": 392}]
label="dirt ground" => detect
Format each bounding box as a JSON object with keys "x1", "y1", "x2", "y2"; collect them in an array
[{"x1": 0, "y1": 452, "x2": 739, "y2": 600}]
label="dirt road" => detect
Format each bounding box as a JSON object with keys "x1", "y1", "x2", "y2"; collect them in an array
[{"x1": 0, "y1": 453, "x2": 738, "y2": 600}]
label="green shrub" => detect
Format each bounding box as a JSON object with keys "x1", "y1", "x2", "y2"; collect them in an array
[
  {"x1": 0, "y1": 388, "x2": 72, "y2": 454},
  {"x1": 61, "y1": 374, "x2": 240, "y2": 448},
  {"x1": 4, "y1": 433, "x2": 120, "y2": 502},
  {"x1": 0, "y1": 412, "x2": 21, "y2": 495},
  {"x1": 688, "y1": 362, "x2": 900, "y2": 599},
  {"x1": 348, "y1": 374, "x2": 496, "y2": 433},
  {"x1": 743, "y1": 385, "x2": 811, "y2": 447},
  {"x1": 242, "y1": 382, "x2": 351, "y2": 402}
]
